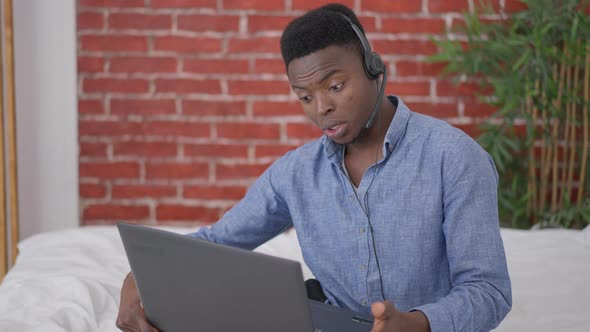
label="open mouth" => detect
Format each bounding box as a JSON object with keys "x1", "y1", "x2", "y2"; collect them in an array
[{"x1": 323, "y1": 123, "x2": 346, "y2": 139}]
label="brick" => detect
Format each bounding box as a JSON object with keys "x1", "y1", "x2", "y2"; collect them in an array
[
  {"x1": 463, "y1": 101, "x2": 498, "y2": 117},
  {"x1": 182, "y1": 100, "x2": 246, "y2": 116},
  {"x1": 382, "y1": 18, "x2": 446, "y2": 34},
  {"x1": 111, "y1": 99, "x2": 177, "y2": 116},
  {"x1": 80, "y1": 142, "x2": 108, "y2": 157},
  {"x1": 223, "y1": 0, "x2": 284, "y2": 10},
  {"x1": 358, "y1": 16, "x2": 378, "y2": 33},
  {"x1": 79, "y1": 120, "x2": 143, "y2": 137},
  {"x1": 451, "y1": 17, "x2": 501, "y2": 31},
  {"x1": 113, "y1": 141, "x2": 178, "y2": 157},
  {"x1": 453, "y1": 123, "x2": 480, "y2": 138},
  {"x1": 436, "y1": 81, "x2": 491, "y2": 97},
  {"x1": 227, "y1": 80, "x2": 290, "y2": 95},
  {"x1": 109, "y1": 13, "x2": 171, "y2": 30},
  {"x1": 183, "y1": 59, "x2": 249, "y2": 74},
  {"x1": 253, "y1": 58, "x2": 285, "y2": 74},
  {"x1": 504, "y1": 0, "x2": 528, "y2": 12},
  {"x1": 80, "y1": 35, "x2": 148, "y2": 52},
  {"x1": 144, "y1": 121, "x2": 210, "y2": 138},
  {"x1": 155, "y1": 79, "x2": 221, "y2": 94},
  {"x1": 361, "y1": 0, "x2": 421, "y2": 13},
  {"x1": 178, "y1": 14, "x2": 240, "y2": 32},
  {"x1": 78, "y1": 12, "x2": 103, "y2": 30},
  {"x1": 292, "y1": 0, "x2": 354, "y2": 10},
  {"x1": 373, "y1": 39, "x2": 438, "y2": 56},
  {"x1": 79, "y1": 161, "x2": 140, "y2": 179},
  {"x1": 428, "y1": 0, "x2": 469, "y2": 13},
  {"x1": 395, "y1": 60, "x2": 446, "y2": 77},
  {"x1": 386, "y1": 81, "x2": 431, "y2": 97},
  {"x1": 79, "y1": 183, "x2": 107, "y2": 198},
  {"x1": 146, "y1": 162, "x2": 208, "y2": 179},
  {"x1": 477, "y1": 1, "x2": 501, "y2": 12},
  {"x1": 286, "y1": 122, "x2": 322, "y2": 139},
  {"x1": 83, "y1": 204, "x2": 150, "y2": 221},
  {"x1": 78, "y1": 56, "x2": 105, "y2": 73},
  {"x1": 110, "y1": 57, "x2": 177, "y2": 73},
  {"x1": 248, "y1": 15, "x2": 294, "y2": 32},
  {"x1": 184, "y1": 185, "x2": 247, "y2": 200},
  {"x1": 79, "y1": 0, "x2": 145, "y2": 8},
  {"x1": 78, "y1": 99, "x2": 104, "y2": 115},
  {"x1": 217, "y1": 123, "x2": 280, "y2": 140},
  {"x1": 184, "y1": 144, "x2": 249, "y2": 158},
  {"x1": 216, "y1": 162, "x2": 272, "y2": 180},
  {"x1": 254, "y1": 144, "x2": 299, "y2": 158},
  {"x1": 112, "y1": 184, "x2": 177, "y2": 198},
  {"x1": 83, "y1": 78, "x2": 150, "y2": 93},
  {"x1": 410, "y1": 102, "x2": 458, "y2": 118},
  {"x1": 151, "y1": 0, "x2": 217, "y2": 8},
  {"x1": 228, "y1": 36, "x2": 281, "y2": 54},
  {"x1": 154, "y1": 36, "x2": 222, "y2": 54},
  {"x1": 156, "y1": 204, "x2": 219, "y2": 223},
  {"x1": 252, "y1": 101, "x2": 301, "y2": 117}
]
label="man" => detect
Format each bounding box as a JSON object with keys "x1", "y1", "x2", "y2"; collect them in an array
[{"x1": 117, "y1": 4, "x2": 512, "y2": 332}]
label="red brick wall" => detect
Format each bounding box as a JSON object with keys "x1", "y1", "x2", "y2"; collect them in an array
[{"x1": 77, "y1": 0, "x2": 522, "y2": 226}]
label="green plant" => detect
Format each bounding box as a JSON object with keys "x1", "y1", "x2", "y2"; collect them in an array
[{"x1": 430, "y1": 0, "x2": 590, "y2": 228}]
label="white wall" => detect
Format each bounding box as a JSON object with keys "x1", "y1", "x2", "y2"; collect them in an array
[{"x1": 13, "y1": 0, "x2": 78, "y2": 240}]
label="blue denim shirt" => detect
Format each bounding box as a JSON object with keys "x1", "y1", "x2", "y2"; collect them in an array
[{"x1": 190, "y1": 96, "x2": 512, "y2": 332}]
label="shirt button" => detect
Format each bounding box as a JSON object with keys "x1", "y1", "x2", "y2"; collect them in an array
[
  {"x1": 361, "y1": 264, "x2": 366, "y2": 270},
  {"x1": 362, "y1": 300, "x2": 368, "y2": 306},
  {"x1": 360, "y1": 227, "x2": 366, "y2": 234}
]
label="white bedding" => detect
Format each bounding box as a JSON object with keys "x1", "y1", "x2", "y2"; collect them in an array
[{"x1": 0, "y1": 226, "x2": 588, "y2": 332}]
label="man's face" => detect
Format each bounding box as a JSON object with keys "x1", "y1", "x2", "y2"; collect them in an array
[{"x1": 287, "y1": 44, "x2": 377, "y2": 145}]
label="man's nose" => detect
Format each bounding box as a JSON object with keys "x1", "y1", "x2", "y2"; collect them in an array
[{"x1": 315, "y1": 94, "x2": 334, "y2": 116}]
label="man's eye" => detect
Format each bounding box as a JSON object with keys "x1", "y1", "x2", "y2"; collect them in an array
[
  {"x1": 330, "y1": 83, "x2": 344, "y2": 92},
  {"x1": 299, "y1": 96, "x2": 312, "y2": 103}
]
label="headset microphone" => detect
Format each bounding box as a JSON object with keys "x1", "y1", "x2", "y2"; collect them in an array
[{"x1": 365, "y1": 67, "x2": 387, "y2": 129}]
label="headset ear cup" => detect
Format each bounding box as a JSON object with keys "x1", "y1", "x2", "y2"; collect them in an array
[{"x1": 366, "y1": 52, "x2": 385, "y2": 79}]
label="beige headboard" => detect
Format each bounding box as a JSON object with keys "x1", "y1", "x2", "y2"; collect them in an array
[{"x1": 0, "y1": 0, "x2": 19, "y2": 282}]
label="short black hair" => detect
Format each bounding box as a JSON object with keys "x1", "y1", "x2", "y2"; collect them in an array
[{"x1": 280, "y1": 3, "x2": 365, "y2": 69}]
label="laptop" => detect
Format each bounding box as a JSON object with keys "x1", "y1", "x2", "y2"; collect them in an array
[{"x1": 117, "y1": 222, "x2": 373, "y2": 332}]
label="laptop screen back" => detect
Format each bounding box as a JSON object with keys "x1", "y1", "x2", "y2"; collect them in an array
[{"x1": 118, "y1": 223, "x2": 314, "y2": 332}]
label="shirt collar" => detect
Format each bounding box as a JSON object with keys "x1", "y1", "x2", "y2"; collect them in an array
[{"x1": 322, "y1": 95, "x2": 411, "y2": 161}]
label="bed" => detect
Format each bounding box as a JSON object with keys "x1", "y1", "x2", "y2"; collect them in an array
[{"x1": 0, "y1": 225, "x2": 588, "y2": 332}]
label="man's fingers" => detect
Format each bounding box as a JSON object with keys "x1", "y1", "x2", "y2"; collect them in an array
[
  {"x1": 370, "y1": 301, "x2": 396, "y2": 332},
  {"x1": 371, "y1": 301, "x2": 394, "y2": 321}
]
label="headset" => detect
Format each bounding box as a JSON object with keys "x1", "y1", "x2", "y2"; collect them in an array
[
  {"x1": 337, "y1": 13, "x2": 387, "y2": 129},
  {"x1": 337, "y1": 12, "x2": 387, "y2": 302}
]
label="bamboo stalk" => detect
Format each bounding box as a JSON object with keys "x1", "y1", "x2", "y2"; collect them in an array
[
  {"x1": 539, "y1": 66, "x2": 558, "y2": 213},
  {"x1": 550, "y1": 118, "x2": 559, "y2": 213},
  {"x1": 526, "y1": 93, "x2": 533, "y2": 216},
  {"x1": 566, "y1": 56, "x2": 581, "y2": 202},
  {"x1": 551, "y1": 50, "x2": 567, "y2": 213},
  {"x1": 527, "y1": 81, "x2": 539, "y2": 218},
  {"x1": 531, "y1": 80, "x2": 540, "y2": 219},
  {"x1": 577, "y1": 48, "x2": 590, "y2": 209},
  {"x1": 559, "y1": 60, "x2": 573, "y2": 208}
]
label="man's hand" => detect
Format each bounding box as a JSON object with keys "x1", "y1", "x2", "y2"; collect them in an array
[
  {"x1": 370, "y1": 301, "x2": 430, "y2": 332},
  {"x1": 116, "y1": 272, "x2": 159, "y2": 332}
]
